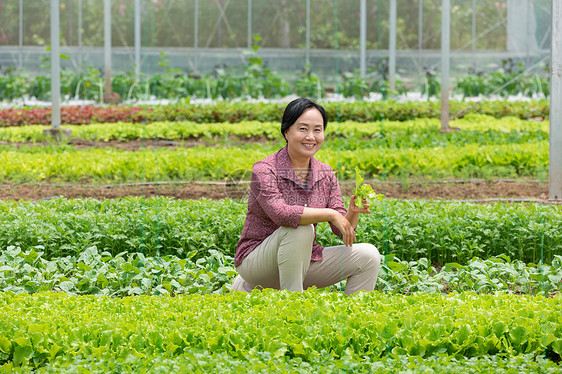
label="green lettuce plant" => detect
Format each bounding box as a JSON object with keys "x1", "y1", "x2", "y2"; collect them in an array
[{"x1": 353, "y1": 168, "x2": 383, "y2": 209}]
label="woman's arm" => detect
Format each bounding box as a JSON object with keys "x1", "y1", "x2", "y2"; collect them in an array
[
  {"x1": 298, "y1": 207, "x2": 357, "y2": 247},
  {"x1": 298, "y1": 207, "x2": 337, "y2": 225}
]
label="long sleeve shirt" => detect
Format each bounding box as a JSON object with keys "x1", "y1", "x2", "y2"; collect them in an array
[{"x1": 234, "y1": 146, "x2": 347, "y2": 267}]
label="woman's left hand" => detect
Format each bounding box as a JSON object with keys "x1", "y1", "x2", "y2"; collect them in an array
[{"x1": 349, "y1": 195, "x2": 371, "y2": 214}]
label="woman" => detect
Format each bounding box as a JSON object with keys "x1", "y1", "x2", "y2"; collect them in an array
[{"x1": 231, "y1": 97, "x2": 380, "y2": 295}]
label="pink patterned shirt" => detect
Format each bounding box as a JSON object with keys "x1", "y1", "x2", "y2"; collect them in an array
[{"x1": 234, "y1": 146, "x2": 347, "y2": 267}]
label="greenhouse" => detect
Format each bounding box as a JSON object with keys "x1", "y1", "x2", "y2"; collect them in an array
[{"x1": 1, "y1": 1, "x2": 562, "y2": 373}]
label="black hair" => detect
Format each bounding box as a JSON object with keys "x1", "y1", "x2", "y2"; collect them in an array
[{"x1": 280, "y1": 97, "x2": 328, "y2": 141}]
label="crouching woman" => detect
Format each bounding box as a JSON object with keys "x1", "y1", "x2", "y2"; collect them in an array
[{"x1": 231, "y1": 97, "x2": 380, "y2": 295}]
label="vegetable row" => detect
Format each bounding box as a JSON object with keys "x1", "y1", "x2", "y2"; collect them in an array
[
  {"x1": 1, "y1": 291, "x2": 561, "y2": 369},
  {"x1": 0, "y1": 142, "x2": 548, "y2": 183},
  {"x1": 2, "y1": 245, "x2": 561, "y2": 297},
  {"x1": 0, "y1": 100, "x2": 549, "y2": 127},
  {"x1": 0, "y1": 197, "x2": 560, "y2": 265},
  {"x1": 3, "y1": 349, "x2": 559, "y2": 374},
  {"x1": 0, "y1": 115, "x2": 548, "y2": 148}
]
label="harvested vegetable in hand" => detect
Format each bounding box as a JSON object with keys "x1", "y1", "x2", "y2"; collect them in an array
[{"x1": 353, "y1": 168, "x2": 383, "y2": 209}]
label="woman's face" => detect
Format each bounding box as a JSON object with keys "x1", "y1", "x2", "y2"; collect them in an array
[{"x1": 284, "y1": 108, "x2": 325, "y2": 159}]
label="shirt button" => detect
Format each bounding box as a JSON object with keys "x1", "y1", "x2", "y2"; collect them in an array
[{"x1": 304, "y1": 204, "x2": 308, "y2": 207}]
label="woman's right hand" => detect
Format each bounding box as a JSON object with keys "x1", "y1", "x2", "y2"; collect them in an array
[{"x1": 330, "y1": 210, "x2": 356, "y2": 247}]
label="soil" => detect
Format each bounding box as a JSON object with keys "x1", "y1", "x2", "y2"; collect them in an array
[{"x1": 0, "y1": 180, "x2": 551, "y2": 203}]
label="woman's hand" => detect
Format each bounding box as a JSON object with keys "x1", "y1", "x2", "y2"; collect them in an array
[
  {"x1": 349, "y1": 195, "x2": 371, "y2": 215},
  {"x1": 330, "y1": 211, "x2": 356, "y2": 247}
]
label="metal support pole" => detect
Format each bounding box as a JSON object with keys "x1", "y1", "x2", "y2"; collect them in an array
[
  {"x1": 472, "y1": 0, "x2": 476, "y2": 66},
  {"x1": 360, "y1": 0, "x2": 366, "y2": 77},
  {"x1": 104, "y1": 0, "x2": 112, "y2": 96},
  {"x1": 247, "y1": 0, "x2": 252, "y2": 48},
  {"x1": 440, "y1": 0, "x2": 450, "y2": 130},
  {"x1": 550, "y1": 0, "x2": 562, "y2": 200},
  {"x1": 526, "y1": 0, "x2": 530, "y2": 59},
  {"x1": 78, "y1": 0, "x2": 82, "y2": 68},
  {"x1": 376, "y1": 0, "x2": 382, "y2": 50},
  {"x1": 418, "y1": 0, "x2": 423, "y2": 63},
  {"x1": 50, "y1": 0, "x2": 61, "y2": 130},
  {"x1": 19, "y1": 0, "x2": 23, "y2": 69},
  {"x1": 68, "y1": 0, "x2": 73, "y2": 46},
  {"x1": 135, "y1": 0, "x2": 141, "y2": 78},
  {"x1": 305, "y1": 0, "x2": 310, "y2": 67},
  {"x1": 389, "y1": 0, "x2": 396, "y2": 91},
  {"x1": 217, "y1": 2, "x2": 222, "y2": 47},
  {"x1": 194, "y1": 0, "x2": 199, "y2": 49}
]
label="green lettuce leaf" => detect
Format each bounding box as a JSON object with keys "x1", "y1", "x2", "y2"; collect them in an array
[{"x1": 353, "y1": 168, "x2": 383, "y2": 209}]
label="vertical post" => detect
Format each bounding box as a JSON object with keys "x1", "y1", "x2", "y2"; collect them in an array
[
  {"x1": 389, "y1": 0, "x2": 396, "y2": 91},
  {"x1": 78, "y1": 0, "x2": 82, "y2": 68},
  {"x1": 217, "y1": 1, "x2": 222, "y2": 47},
  {"x1": 104, "y1": 0, "x2": 112, "y2": 96},
  {"x1": 305, "y1": 0, "x2": 310, "y2": 67},
  {"x1": 68, "y1": 0, "x2": 73, "y2": 46},
  {"x1": 305, "y1": 0, "x2": 310, "y2": 70},
  {"x1": 50, "y1": 0, "x2": 61, "y2": 130},
  {"x1": 360, "y1": 0, "x2": 366, "y2": 77},
  {"x1": 377, "y1": 0, "x2": 381, "y2": 50},
  {"x1": 418, "y1": 0, "x2": 423, "y2": 61},
  {"x1": 526, "y1": 0, "x2": 530, "y2": 59},
  {"x1": 19, "y1": 0, "x2": 23, "y2": 69},
  {"x1": 440, "y1": 0, "x2": 450, "y2": 130},
  {"x1": 550, "y1": 0, "x2": 562, "y2": 200},
  {"x1": 194, "y1": 0, "x2": 199, "y2": 49},
  {"x1": 135, "y1": 0, "x2": 141, "y2": 78},
  {"x1": 247, "y1": 0, "x2": 252, "y2": 48},
  {"x1": 377, "y1": 0, "x2": 382, "y2": 50},
  {"x1": 472, "y1": 0, "x2": 476, "y2": 66}
]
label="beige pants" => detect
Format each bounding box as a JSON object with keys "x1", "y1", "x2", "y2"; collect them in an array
[{"x1": 231, "y1": 224, "x2": 380, "y2": 295}]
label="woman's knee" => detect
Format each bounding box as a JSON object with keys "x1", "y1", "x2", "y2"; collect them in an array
[
  {"x1": 282, "y1": 224, "x2": 315, "y2": 243},
  {"x1": 354, "y1": 243, "x2": 381, "y2": 269},
  {"x1": 277, "y1": 224, "x2": 315, "y2": 262},
  {"x1": 296, "y1": 223, "x2": 315, "y2": 238}
]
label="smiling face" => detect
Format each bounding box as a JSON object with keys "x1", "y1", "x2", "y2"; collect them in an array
[{"x1": 284, "y1": 107, "x2": 325, "y2": 164}]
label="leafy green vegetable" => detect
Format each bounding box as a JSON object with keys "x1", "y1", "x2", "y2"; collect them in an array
[
  {"x1": 0, "y1": 115, "x2": 548, "y2": 145},
  {"x1": 3, "y1": 244, "x2": 562, "y2": 296},
  {"x1": 1, "y1": 197, "x2": 562, "y2": 265},
  {"x1": 0, "y1": 99, "x2": 550, "y2": 127},
  {"x1": 1, "y1": 291, "x2": 561, "y2": 369},
  {"x1": 353, "y1": 168, "x2": 383, "y2": 209}
]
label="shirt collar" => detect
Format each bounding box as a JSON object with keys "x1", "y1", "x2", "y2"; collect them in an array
[{"x1": 275, "y1": 145, "x2": 327, "y2": 187}]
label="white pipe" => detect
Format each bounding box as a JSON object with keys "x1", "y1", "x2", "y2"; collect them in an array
[
  {"x1": 389, "y1": 0, "x2": 397, "y2": 91},
  {"x1": 104, "y1": 0, "x2": 112, "y2": 95},
  {"x1": 550, "y1": 0, "x2": 562, "y2": 200},
  {"x1": 305, "y1": 0, "x2": 310, "y2": 67},
  {"x1": 248, "y1": 0, "x2": 252, "y2": 48},
  {"x1": 440, "y1": 0, "x2": 450, "y2": 129},
  {"x1": 50, "y1": 0, "x2": 61, "y2": 129},
  {"x1": 194, "y1": 0, "x2": 199, "y2": 49},
  {"x1": 19, "y1": 0, "x2": 23, "y2": 69},
  {"x1": 360, "y1": 0, "x2": 366, "y2": 77},
  {"x1": 135, "y1": 0, "x2": 141, "y2": 78},
  {"x1": 78, "y1": 0, "x2": 83, "y2": 68}
]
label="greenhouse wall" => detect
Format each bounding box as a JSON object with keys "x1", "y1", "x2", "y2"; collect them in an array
[{"x1": 0, "y1": 0, "x2": 553, "y2": 88}]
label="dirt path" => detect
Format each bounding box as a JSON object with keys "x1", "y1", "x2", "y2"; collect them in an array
[{"x1": 0, "y1": 180, "x2": 549, "y2": 202}]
